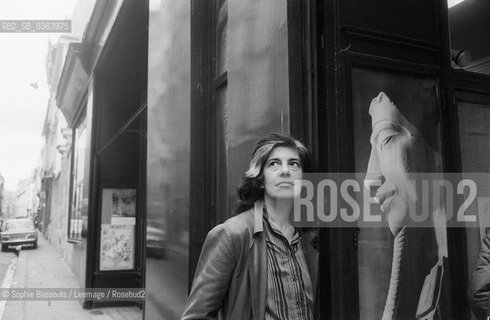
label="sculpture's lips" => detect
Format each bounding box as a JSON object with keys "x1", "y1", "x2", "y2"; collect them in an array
[{"x1": 375, "y1": 189, "x2": 396, "y2": 212}]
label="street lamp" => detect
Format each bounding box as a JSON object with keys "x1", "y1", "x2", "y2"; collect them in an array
[
  {"x1": 29, "y1": 79, "x2": 49, "y2": 90},
  {"x1": 29, "y1": 81, "x2": 40, "y2": 89}
]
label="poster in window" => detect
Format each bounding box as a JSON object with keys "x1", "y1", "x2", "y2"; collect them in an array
[
  {"x1": 100, "y1": 224, "x2": 134, "y2": 270},
  {"x1": 101, "y1": 188, "x2": 136, "y2": 225},
  {"x1": 99, "y1": 188, "x2": 137, "y2": 271}
]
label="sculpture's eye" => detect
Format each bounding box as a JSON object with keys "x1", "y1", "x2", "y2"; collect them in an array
[{"x1": 380, "y1": 136, "x2": 393, "y2": 150}]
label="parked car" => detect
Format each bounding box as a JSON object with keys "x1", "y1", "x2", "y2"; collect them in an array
[{"x1": 0, "y1": 218, "x2": 38, "y2": 251}]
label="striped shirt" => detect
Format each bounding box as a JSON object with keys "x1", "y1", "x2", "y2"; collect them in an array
[{"x1": 263, "y1": 212, "x2": 314, "y2": 320}]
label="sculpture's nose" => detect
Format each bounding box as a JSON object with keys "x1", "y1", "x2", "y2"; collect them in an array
[{"x1": 364, "y1": 147, "x2": 384, "y2": 191}]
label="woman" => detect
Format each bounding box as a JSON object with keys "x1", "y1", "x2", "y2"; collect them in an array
[{"x1": 181, "y1": 133, "x2": 318, "y2": 320}]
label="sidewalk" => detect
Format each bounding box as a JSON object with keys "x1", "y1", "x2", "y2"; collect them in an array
[{"x1": 2, "y1": 236, "x2": 142, "y2": 320}]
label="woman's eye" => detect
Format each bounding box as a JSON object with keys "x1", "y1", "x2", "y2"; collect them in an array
[
  {"x1": 290, "y1": 161, "x2": 301, "y2": 168},
  {"x1": 268, "y1": 161, "x2": 279, "y2": 167}
]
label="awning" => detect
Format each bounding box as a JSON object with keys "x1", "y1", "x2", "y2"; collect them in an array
[{"x1": 55, "y1": 43, "x2": 89, "y2": 126}]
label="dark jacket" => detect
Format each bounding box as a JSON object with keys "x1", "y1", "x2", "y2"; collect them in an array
[
  {"x1": 181, "y1": 200, "x2": 319, "y2": 320},
  {"x1": 469, "y1": 229, "x2": 490, "y2": 320}
]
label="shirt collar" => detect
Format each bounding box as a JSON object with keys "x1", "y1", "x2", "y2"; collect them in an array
[
  {"x1": 254, "y1": 200, "x2": 319, "y2": 249},
  {"x1": 260, "y1": 203, "x2": 302, "y2": 242},
  {"x1": 254, "y1": 200, "x2": 301, "y2": 235}
]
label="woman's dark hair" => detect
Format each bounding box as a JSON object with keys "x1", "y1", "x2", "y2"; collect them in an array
[{"x1": 234, "y1": 133, "x2": 312, "y2": 214}]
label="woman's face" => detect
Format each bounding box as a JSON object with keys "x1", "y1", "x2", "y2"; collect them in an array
[{"x1": 262, "y1": 146, "x2": 303, "y2": 201}]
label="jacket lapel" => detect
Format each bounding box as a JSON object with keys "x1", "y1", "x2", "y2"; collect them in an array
[{"x1": 249, "y1": 201, "x2": 267, "y2": 319}]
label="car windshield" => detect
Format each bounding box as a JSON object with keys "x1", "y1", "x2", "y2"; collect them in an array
[{"x1": 3, "y1": 220, "x2": 34, "y2": 231}]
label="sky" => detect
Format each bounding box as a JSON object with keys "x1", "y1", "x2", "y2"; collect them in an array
[
  {"x1": 448, "y1": 0, "x2": 467, "y2": 8},
  {"x1": 0, "y1": 0, "x2": 76, "y2": 190}
]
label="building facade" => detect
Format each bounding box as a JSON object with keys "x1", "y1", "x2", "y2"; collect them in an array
[
  {"x1": 39, "y1": 0, "x2": 490, "y2": 319},
  {"x1": 13, "y1": 177, "x2": 38, "y2": 219},
  {"x1": 38, "y1": 0, "x2": 97, "y2": 281},
  {"x1": 1, "y1": 191, "x2": 15, "y2": 219},
  {"x1": 0, "y1": 174, "x2": 3, "y2": 217}
]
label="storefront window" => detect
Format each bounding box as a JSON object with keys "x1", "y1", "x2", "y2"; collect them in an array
[
  {"x1": 146, "y1": 0, "x2": 190, "y2": 318},
  {"x1": 68, "y1": 116, "x2": 86, "y2": 241},
  {"x1": 226, "y1": 0, "x2": 290, "y2": 206},
  {"x1": 458, "y1": 101, "x2": 490, "y2": 282},
  {"x1": 351, "y1": 67, "x2": 449, "y2": 319}
]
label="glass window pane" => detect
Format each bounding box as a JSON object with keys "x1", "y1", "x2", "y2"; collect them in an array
[
  {"x1": 69, "y1": 118, "x2": 86, "y2": 240},
  {"x1": 215, "y1": 0, "x2": 228, "y2": 77},
  {"x1": 458, "y1": 102, "x2": 490, "y2": 280},
  {"x1": 147, "y1": 0, "x2": 190, "y2": 318},
  {"x1": 226, "y1": 0, "x2": 290, "y2": 203},
  {"x1": 215, "y1": 86, "x2": 228, "y2": 223},
  {"x1": 351, "y1": 67, "x2": 449, "y2": 319}
]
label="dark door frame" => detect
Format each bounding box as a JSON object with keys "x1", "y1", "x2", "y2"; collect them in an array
[
  {"x1": 288, "y1": 0, "x2": 471, "y2": 319},
  {"x1": 84, "y1": 0, "x2": 148, "y2": 309}
]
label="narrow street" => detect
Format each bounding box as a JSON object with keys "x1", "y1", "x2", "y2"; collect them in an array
[{"x1": 0, "y1": 236, "x2": 142, "y2": 320}]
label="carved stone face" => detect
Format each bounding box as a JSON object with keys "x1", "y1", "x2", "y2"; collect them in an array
[{"x1": 365, "y1": 92, "x2": 430, "y2": 235}]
